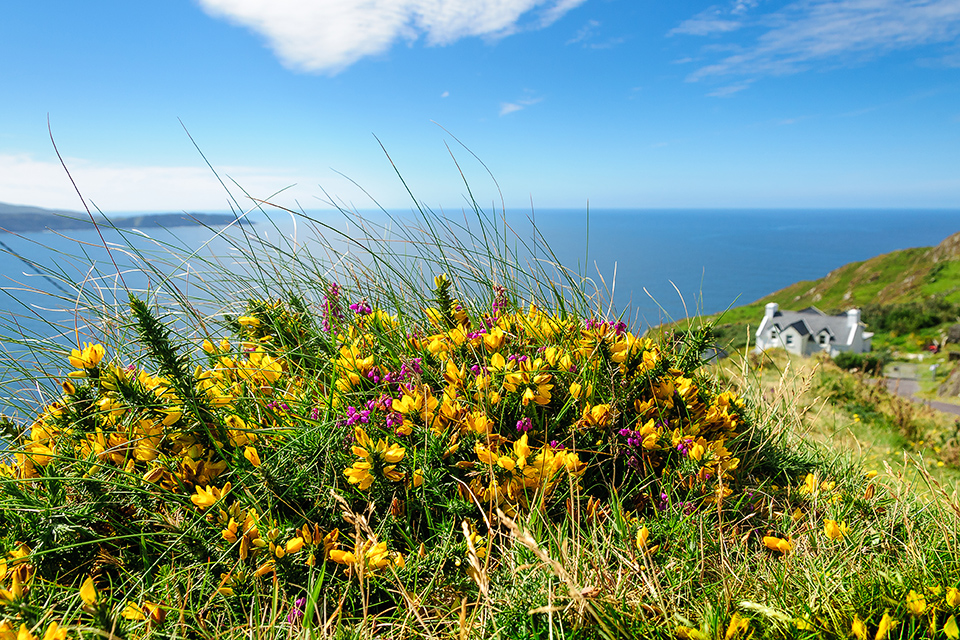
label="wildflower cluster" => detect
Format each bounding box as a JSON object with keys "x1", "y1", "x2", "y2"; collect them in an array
[{"x1": 0, "y1": 271, "x2": 755, "y2": 634}]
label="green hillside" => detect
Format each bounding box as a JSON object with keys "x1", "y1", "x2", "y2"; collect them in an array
[{"x1": 683, "y1": 229, "x2": 960, "y2": 352}]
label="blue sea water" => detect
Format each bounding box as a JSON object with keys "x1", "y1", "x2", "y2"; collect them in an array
[
  {"x1": 528, "y1": 208, "x2": 960, "y2": 326},
  {"x1": 0, "y1": 208, "x2": 958, "y2": 342}
]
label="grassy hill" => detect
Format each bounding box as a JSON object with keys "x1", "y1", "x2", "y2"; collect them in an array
[
  {"x1": 684, "y1": 230, "x2": 960, "y2": 353},
  {"x1": 0, "y1": 200, "x2": 249, "y2": 232}
]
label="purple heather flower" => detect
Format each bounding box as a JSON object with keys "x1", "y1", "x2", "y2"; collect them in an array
[
  {"x1": 349, "y1": 300, "x2": 373, "y2": 315},
  {"x1": 322, "y1": 283, "x2": 344, "y2": 333},
  {"x1": 492, "y1": 285, "x2": 508, "y2": 316},
  {"x1": 287, "y1": 597, "x2": 306, "y2": 625},
  {"x1": 516, "y1": 417, "x2": 532, "y2": 433}
]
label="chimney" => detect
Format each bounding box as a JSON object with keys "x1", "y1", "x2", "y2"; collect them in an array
[
  {"x1": 847, "y1": 308, "x2": 860, "y2": 326},
  {"x1": 765, "y1": 302, "x2": 779, "y2": 319}
]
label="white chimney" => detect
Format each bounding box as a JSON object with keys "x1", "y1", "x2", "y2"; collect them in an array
[
  {"x1": 765, "y1": 302, "x2": 779, "y2": 319},
  {"x1": 847, "y1": 308, "x2": 860, "y2": 326}
]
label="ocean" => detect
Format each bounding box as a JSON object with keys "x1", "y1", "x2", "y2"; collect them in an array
[{"x1": 0, "y1": 208, "x2": 958, "y2": 342}]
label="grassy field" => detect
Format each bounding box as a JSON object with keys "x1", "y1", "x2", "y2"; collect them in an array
[{"x1": 1, "y1": 201, "x2": 959, "y2": 640}]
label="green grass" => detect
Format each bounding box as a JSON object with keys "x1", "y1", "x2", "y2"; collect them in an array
[{"x1": 1, "y1": 172, "x2": 960, "y2": 640}]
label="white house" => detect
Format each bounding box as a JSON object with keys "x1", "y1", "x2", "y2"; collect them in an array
[{"x1": 755, "y1": 303, "x2": 873, "y2": 357}]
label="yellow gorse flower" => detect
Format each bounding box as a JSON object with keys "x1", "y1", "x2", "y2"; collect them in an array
[
  {"x1": 823, "y1": 519, "x2": 848, "y2": 540},
  {"x1": 191, "y1": 482, "x2": 232, "y2": 510},
  {"x1": 344, "y1": 427, "x2": 405, "y2": 489},
  {"x1": 905, "y1": 589, "x2": 926, "y2": 615},
  {"x1": 724, "y1": 612, "x2": 750, "y2": 639},
  {"x1": 329, "y1": 537, "x2": 404, "y2": 572},
  {"x1": 762, "y1": 535, "x2": 793, "y2": 555},
  {"x1": 852, "y1": 615, "x2": 867, "y2": 640},
  {"x1": 79, "y1": 576, "x2": 97, "y2": 607},
  {"x1": 947, "y1": 586, "x2": 960, "y2": 607},
  {"x1": 875, "y1": 610, "x2": 894, "y2": 639},
  {"x1": 945, "y1": 615, "x2": 959, "y2": 640},
  {"x1": 69, "y1": 342, "x2": 105, "y2": 370}
]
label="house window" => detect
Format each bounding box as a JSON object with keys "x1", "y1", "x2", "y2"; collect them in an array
[
  {"x1": 819, "y1": 333, "x2": 828, "y2": 346},
  {"x1": 785, "y1": 334, "x2": 793, "y2": 346}
]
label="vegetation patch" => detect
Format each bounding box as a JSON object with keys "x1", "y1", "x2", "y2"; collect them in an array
[{"x1": 0, "y1": 203, "x2": 958, "y2": 639}]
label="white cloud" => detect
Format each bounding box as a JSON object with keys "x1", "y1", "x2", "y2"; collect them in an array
[
  {"x1": 499, "y1": 96, "x2": 543, "y2": 115},
  {"x1": 676, "y1": 0, "x2": 960, "y2": 82},
  {"x1": 196, "y1": 0, "x2": 588, "y2": 74},
  {"x1": 670, "y1": 10, "x2": 743, "y2": 36},
  {"x1": 0, "y1": 154, "x2": 326, "y2": 212},
  {"x1": 707, "y1": 82, "x2": 752, "y2": 97},
  {"x1": 440, "y1": 90, "x2": 450, "y2": 98},
  {"x1": 567, "y1": 19, "x2": 600, "y2": 44}
]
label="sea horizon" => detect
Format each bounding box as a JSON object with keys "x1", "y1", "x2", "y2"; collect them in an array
[{"x1": 0, "y1": 206, "x2": 957, "y2": 335}]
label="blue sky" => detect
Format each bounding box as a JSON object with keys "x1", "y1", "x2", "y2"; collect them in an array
[{"x1": 1, "y1": 0, "x2": 959, "y2": 212}]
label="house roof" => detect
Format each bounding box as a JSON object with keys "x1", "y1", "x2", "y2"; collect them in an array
[{"x1": 769, "y1": 307, "x2": 857, "y2": 345}]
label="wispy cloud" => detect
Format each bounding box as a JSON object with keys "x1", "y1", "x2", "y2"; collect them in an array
[
  {"x1": 669, "y1": 8, "x2": 743, "y2": 36},
  {"x1": 674, "y1": 0, "x2": 960, "y2": 83},
  {"x1": 196, "y1": 0, "x2": 588, "y2": 74},
  {"x1": 566, "y1": 18, "x2": 624, "y2": 48},
  {"x1": 499, "y1": 96, "x2": 543, "y2": 115},
  {"x1": 707, "y1": 82, "x2": 752, "y2": 97},
  {"x1": 567, "y1": 19, "x2": 600, "y2": 44}
]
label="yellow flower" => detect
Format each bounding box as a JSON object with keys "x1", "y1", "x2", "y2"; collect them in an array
[
  {"x1": 345, "y1": 428, "x2": 406, "y2": 488},
  {"x1": 945, "y1": 615, "x2": 959, "y2": 640},
  {"x1": 121, "y1": 601, "x2": 163, "y2": 622},
  {"x1": 41, "y1": 622, "x2": 67, "y2": 640},
  {"x1": 905, "y1": 589, "x2": 926, "y2": 615},
  {"x1": 793, "y1": 618, "x2": 814, "y2": 630},
  {"x1": 344, "y1": 461, "x2": 374, "y2": 490},
  {"x1": 14, "y1": 624, "x2": 36, "y2": 640},
  {"x1": 636, "y1": 526, "x2": 649, "y2": 549},
  {"x1": 243, "y1": 446, "x2": 261, "y2": 468},
  {"x1": 237, "y1": 316, "x2": 261, "y2": 328},
  {"x1": 190, "y1": 482, "x2": 232, "y2": 510},
  {"x1": 80, "y1": 576, "x2": 97, "y2": 606},
  {"x1": 947, "y1": 587, "x2": 960, "y2": 607},
  {"x1": 852, "y1": 615, "x2": 867, "y2": 640},
  {"x1": 285, "y1": 537, "x2": 304, "y2": 554},
  {"x1": 875, "y1": 610, "x2": 894, "y2": 639},
  {"x1": 762, "y1": 535, "x2": 793, "y2": 555},
  {"x1": 0, "y1": 570, "x2": 23, "y2": 603},
  {"x1": 799, "y1": 473, "x2": 817, "y2": 495},
  {"x1": 69, "y1": 342, "x2": 105, "y2": 370},
  {"x1": 724, "y1": 612, "x2": 749, "y2": 639},
  {"x1": 329, "y1": 537, "x2": 404, "y2": 572},
  {"x1": 823, "y1": 519, "x2": 848, "y2": 540}
]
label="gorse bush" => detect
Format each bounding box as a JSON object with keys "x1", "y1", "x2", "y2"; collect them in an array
[
  {"x1": 0, "y1": 185, "x2": 958, "y2": 639},
  {"x1": 832, "y1": 350, "x2": 892, "y2": 375}
]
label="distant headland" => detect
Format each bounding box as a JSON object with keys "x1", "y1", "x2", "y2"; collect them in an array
[{"x1": 0, "y1": 201, "x2": 251, "y2": 233}]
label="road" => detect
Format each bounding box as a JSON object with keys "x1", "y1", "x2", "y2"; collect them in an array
[{"x1": 884, "y1": 362, "x2": 960, "y2": 417}]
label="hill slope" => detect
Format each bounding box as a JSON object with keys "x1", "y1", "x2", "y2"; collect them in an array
[
  {"x1": 686, "y1": 230, "x2": 960, "y2": 350},
  {"x1": 0, "y1": 201, "x2": 249, "y2": 232}
]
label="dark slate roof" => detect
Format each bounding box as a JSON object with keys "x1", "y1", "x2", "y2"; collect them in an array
[{"x1": 787, "y1": 320, "x2": 810, "y2": 336}]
